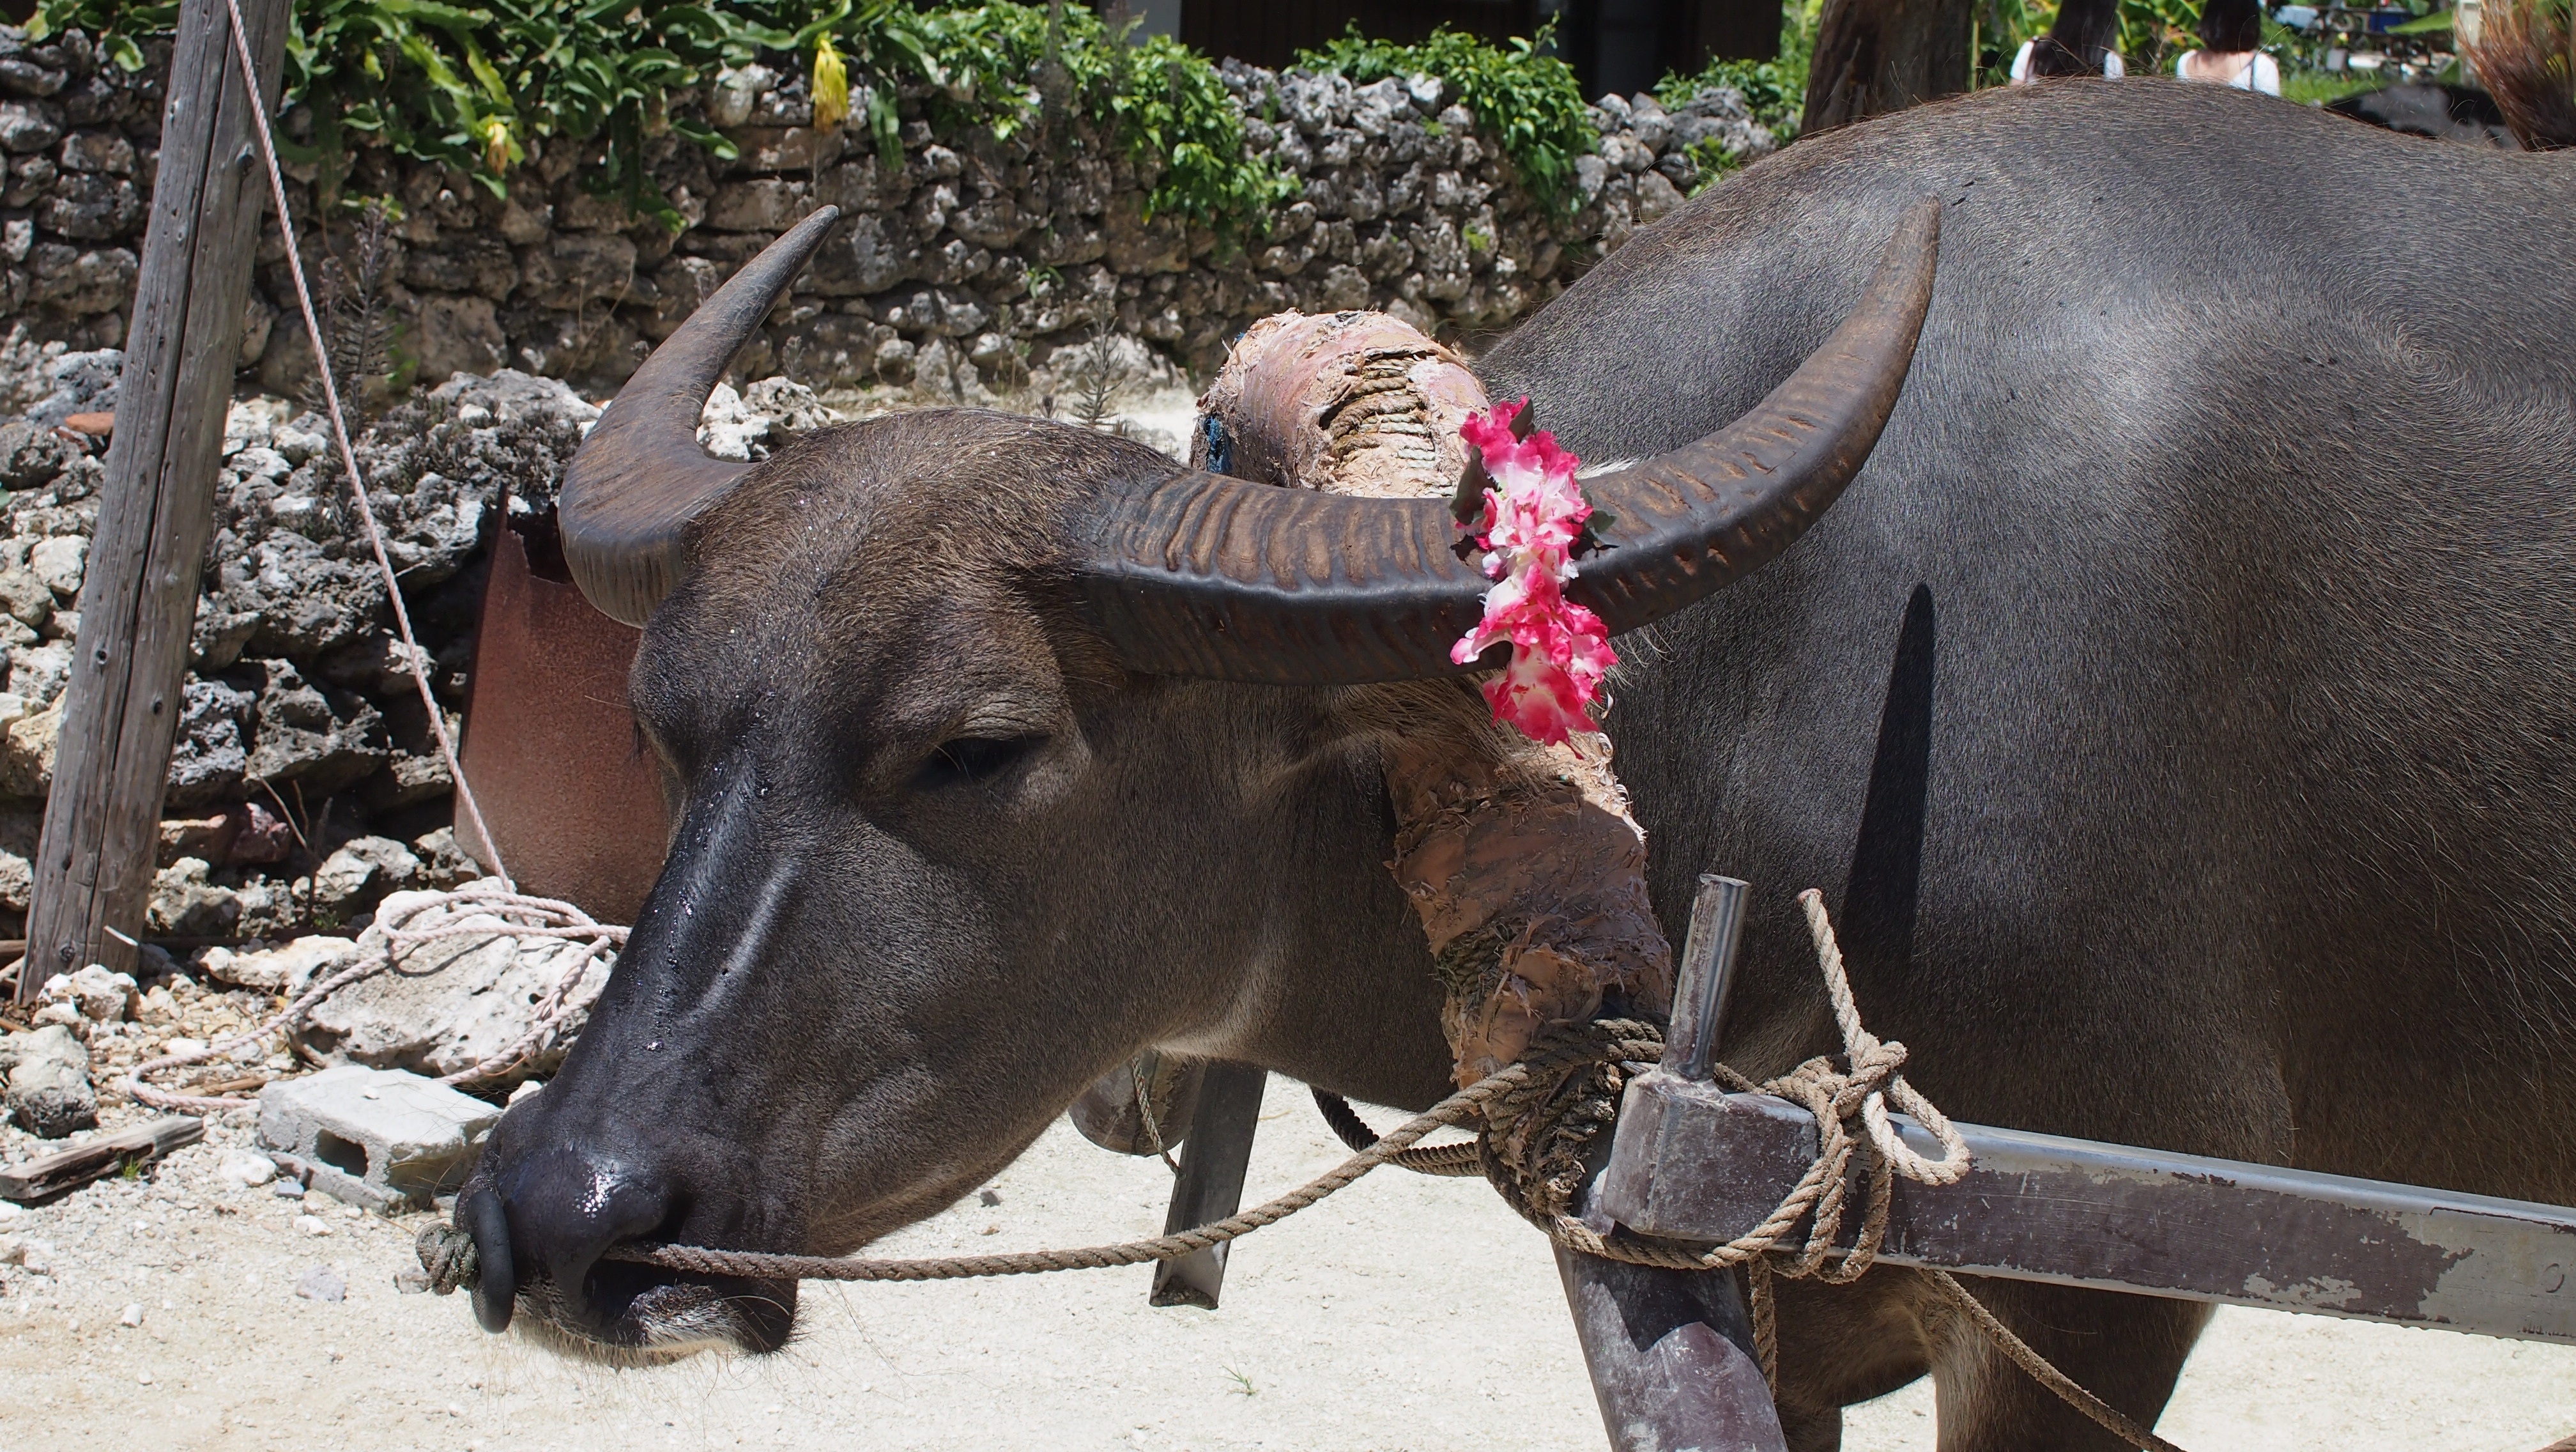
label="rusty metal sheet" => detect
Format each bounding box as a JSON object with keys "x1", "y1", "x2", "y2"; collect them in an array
[
  {"x1": 1600, "y1": 1069, "x2": 2576, "y2": 1344},
  {"x1": 456, "y1": 526, "x2": 671, "y2": 924}
]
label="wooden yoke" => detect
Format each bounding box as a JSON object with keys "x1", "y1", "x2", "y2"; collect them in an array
[
  {"x1": 22, "y1": 0, "x2": 289, "y2": 996},
  {"x1": 1195, "y1": 311, "x2": 1676, "y2": 1089},
  {"x1": 1201, "y1": 315, "x2": 1782, "y2": 1450}
]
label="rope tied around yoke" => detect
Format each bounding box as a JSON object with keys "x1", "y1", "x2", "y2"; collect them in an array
[
  {"x1": 1468, "y1": 892, "x2": 2179, "y2": 1452},
  {"x1": 1487, "y1": 889, "x2": 1969, "y2": 1259},
  {"x1": 1478, "y1": 890, "x2": 1970, "y2": 1387}
]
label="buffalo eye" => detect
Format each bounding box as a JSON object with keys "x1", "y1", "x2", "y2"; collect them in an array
[{"x1": 917, "y1": 734, "x2": 1043, "y2": 789}]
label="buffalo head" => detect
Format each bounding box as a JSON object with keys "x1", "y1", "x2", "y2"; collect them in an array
[{"x1": 456, "y1": 201, "x2": 1940, "y2": 1359}]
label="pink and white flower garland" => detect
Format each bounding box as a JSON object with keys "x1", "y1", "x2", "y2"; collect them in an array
[{"x1": 1450, "y1": 400, "x2": 1616, "y2": 747}]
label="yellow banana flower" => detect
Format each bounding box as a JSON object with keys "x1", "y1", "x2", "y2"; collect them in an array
[
  {"x1": 480, "y1": 116, "x2": 519, "y2": 174},
  {"x1": 813, "y1": 35, "x2": 851, "y2": 131}
]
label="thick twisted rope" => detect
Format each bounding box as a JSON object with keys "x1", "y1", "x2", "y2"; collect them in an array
[
  {"x1": 1312, "y1": 1087, "x2": 1485, "y2": 1175},
  {"x1": 125, "y1": 883, "x2": 623, "y2": 1112},
  {"x1": 417, "y1": 1021, "x2": 1626, "y2": 1288}
]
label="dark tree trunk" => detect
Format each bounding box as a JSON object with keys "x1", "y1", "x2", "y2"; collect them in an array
[{"x1": 1800, "y1": 0, "x2": 1973, "y2": 134}]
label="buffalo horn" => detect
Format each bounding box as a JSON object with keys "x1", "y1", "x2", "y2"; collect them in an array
[
  {"x1": 559, "y1": 206, "x2": 843, "y2": 628},
  {"x1": 1075, "y1": 197, "x2": 1942, "y2": 684}
]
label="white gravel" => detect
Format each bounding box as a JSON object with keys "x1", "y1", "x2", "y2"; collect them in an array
[{"x1": 3, "y1": 1079, "x2": 2573, "y2": 1449}]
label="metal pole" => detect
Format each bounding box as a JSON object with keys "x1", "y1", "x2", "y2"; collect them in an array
[
  {"x1": 1556, "y1": 1181, "x2": 1787, "y2": 1452},
  {"x1": 1149, "y1": 1060, "x2": 1265, "y2": 1308},
  {"x1": 1666, "y1": 875, "x2": 1751, "y2": 1083},
  {"x1": 20, "y1": 0, "x2": 288, "y2": 997}
]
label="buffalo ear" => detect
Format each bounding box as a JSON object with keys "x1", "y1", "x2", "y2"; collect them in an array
[{"x1": 1068, "y1": 1052, "x2": 1204, "y2": 1156}]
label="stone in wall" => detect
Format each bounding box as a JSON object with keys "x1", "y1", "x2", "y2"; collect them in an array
[{"x1": 0, "y1": 26, "x2": 162, "y2": 351}]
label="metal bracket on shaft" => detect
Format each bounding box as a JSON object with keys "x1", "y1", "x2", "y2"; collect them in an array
[{"x1": 1666, "y1": 875, "x2": 1752, "y2": 1083}]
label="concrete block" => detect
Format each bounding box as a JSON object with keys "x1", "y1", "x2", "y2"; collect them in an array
[{"x1": 257, "y1": 1065, "x2": 500, "y2": 1211}]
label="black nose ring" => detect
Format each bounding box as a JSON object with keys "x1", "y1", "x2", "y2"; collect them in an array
[{"x1": 461, "y1": 1188, "x2": 516, "y2": 1333}]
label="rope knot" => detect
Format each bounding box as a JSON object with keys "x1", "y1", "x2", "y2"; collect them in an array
[
  {"x1": 1480, "y1": 889, "x2": 1974, "y2": 1347},
  {"x1": 418, "y1": 1221, "x2": 478, "y2": 1295}
]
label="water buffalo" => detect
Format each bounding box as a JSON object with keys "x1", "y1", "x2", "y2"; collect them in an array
[{"x1": 457, "y1": 77, "x2": 2576, "y2": 1448}]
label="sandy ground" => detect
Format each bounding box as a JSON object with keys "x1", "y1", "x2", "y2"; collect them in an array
[{"x1": 6, "y1": 1079, "x2": 2576, "y2": 1451}]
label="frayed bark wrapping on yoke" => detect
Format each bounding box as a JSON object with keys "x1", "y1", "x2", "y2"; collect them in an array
[{"x1": 1198, "y1": 310, "x2": 1675, "y2": 1090}]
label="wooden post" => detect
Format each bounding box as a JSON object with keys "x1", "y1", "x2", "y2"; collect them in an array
[{"x1": 17, "y1": 0, "x2": 289, "y2": 1000}]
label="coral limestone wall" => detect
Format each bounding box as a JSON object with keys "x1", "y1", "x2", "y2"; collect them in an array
[{"x1": 0, "y1": 24, "x2": 1772, "y2": 398}]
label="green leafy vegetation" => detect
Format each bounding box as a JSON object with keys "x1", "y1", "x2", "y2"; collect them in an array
[
  {"x1": 1973, "y1": 0, "x2": 2453, "y2": 92},
  {"x1": 25, "y1": 0, "x2": 1622, "y2": 236},
  {"x1": 1973, "y1": 0, "x2": 2205, "y2": 81},
  {"x1": 815, "y1": 3, "x2": 1294, "y2": 226},
  {"x1": 25, "y1": 0, "x2": 1291, "y2": 231},
  {"x1": 1652, "y1": 0, "x2": 1816, "y2": 190},
  {"x1": 2280, "y1": 66, "x2": 2393, "y2": 102},
  {"x1": 1975, "y1": 0, "x2": 2042, "y2": 86},
  {"x1": 1657, "y1": 0, "x2": 1822, "y2": 139},
  {"x1": 1298, "y1": 23, "x2": 1597, "y2": 212},
  {"x1": 2117, "y1": 0, "x2": 2209, "y2": 74},
  {"x1": 22, "y1": 0, "x2": 167, "y2": 71}
]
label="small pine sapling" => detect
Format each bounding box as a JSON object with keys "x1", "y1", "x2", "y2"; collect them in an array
[
  {"x1": 303, "y1": 199, "x2": 401, "y2": 443},
  {"x1": 1064, "y1": 320, "x2": 1133, "y2": 435}
]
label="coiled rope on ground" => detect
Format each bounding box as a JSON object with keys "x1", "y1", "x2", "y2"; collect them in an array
[{"x1": 125, "y1": 884, "x2": 625, "y2": 1113}]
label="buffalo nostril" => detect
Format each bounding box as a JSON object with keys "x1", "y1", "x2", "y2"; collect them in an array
[
  {"x1": 499, "y1": 1147, "x2": 674, "y2": 1333},
  {"x1": 460, "y1": 1188, "x2": 516, "y2": 1334}
]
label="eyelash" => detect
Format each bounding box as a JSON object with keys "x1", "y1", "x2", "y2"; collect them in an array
[{"x1": 918, "y1": 735, "x2": 1042, "y2": 788}]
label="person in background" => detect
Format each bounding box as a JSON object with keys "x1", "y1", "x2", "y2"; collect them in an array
[
  {"x1": 2014, "y1": 0, "x2": 2128, "y2": 80},
  {"x1": 2174, "y1": 0, "x2": 2284, "y2": 93}
]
